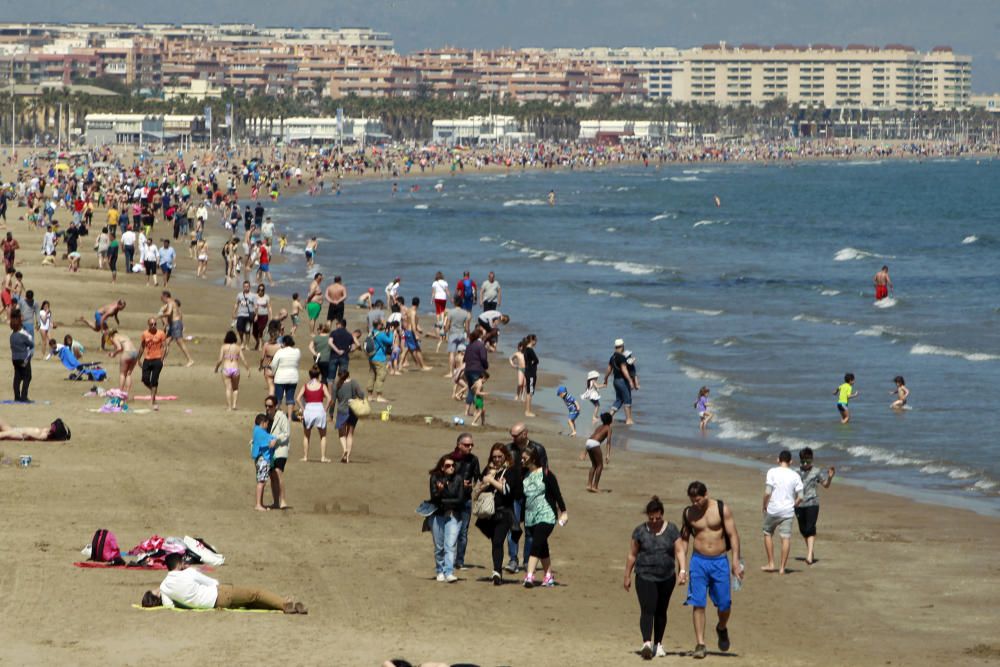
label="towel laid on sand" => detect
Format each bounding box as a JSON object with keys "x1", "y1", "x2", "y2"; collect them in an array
[{"x1": 131, "y1": 604, "x2": 280, "y2": 613}]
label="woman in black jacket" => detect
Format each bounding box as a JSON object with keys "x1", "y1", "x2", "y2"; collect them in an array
[
  {"x1": 474, "y1": 442, "x2": 522, "y2": 586},
  {"x1": 429, "y1": 453, "x2": 464, "y2": 583}
]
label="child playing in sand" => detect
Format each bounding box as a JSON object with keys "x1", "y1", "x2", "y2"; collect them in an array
[
  {"x1": 452, "y1": 348, "x2": 467, "y2": 402},
  {"x1": 580, "y1": 370, "x2": 602, "y2": 423},
  {"x1": 695, "y1": 386, "x2": 713, "y2": 430},
  {"x1": 579, "y1": 413, "x2": 613, "y2": 492},
  {"x1": 289, "y1": 293, "x2": 303, "y2": 334},
  {"x1": 471, "y1": 372, "x2": 490, "y2": 426},
  {"x1": 556, "y1": 385, "x2": 582, "y2": 436},
  {"x1": 835, "y1": 373, "x2": 858, "y2": 423},
  {"x1": 890, "y1": 375, "x2": 909, "y2": 409},
  {"x1": 251, "y1": 413, "x2": 277, "y2": 511}
]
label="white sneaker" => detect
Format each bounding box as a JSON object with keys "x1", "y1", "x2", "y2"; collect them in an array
[
  {"x1": 435, "y1": 573, "x2": 445, "y2": 582},
  {"x1": 655, "y1": 644, "x2": 667, "y2": 658},
  {"x1": 445, "y1": 574, "x2": 459, "y2": 583}
]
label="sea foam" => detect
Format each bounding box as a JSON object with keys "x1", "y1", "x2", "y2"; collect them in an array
[
  {"x1": 502, "y1": 198, "x2": 546, "y2": 207},
  {"x1": 910, "y1": 344, "x2": 999, "y2": 362}
]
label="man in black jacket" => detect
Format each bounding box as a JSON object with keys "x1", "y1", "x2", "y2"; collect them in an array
[
  {"x1": 503, "y1": 422, "x2": 548, "y2": 573},
  {"x1": 450, "y1": 433, "x2": 481, "y2": 570}
]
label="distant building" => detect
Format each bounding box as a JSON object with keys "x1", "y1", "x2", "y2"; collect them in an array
[
  {"x1": 970, "y1": 93, "x2": 1000, "y2": 112},
  {"x1": 578, "y1": 120, "x2": 664, "y2": 143},
  {"x1": 163, "y1": 79, "x2": 224, "y2": 101},
  {"x1": 432, "y1": 115, "x2": 534, "y2": 144},
  {"x1": 84, "y1": 113, "x2": 205, "y2": 144},
  {"x1": 259, "y1": 116, "x2": 387, "y2": 144}
]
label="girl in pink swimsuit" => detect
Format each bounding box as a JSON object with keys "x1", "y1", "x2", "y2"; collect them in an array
[{"x1": 215, "y1": 330, "x2": 250, "y2": 410}]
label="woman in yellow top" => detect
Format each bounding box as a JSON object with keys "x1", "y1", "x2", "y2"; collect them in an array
[{"x1": 835, "y1": 372, "x2": 857, "y2": 423}]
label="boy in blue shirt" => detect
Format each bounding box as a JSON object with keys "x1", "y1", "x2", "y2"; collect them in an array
[
  {"x1": 251, "y1": 413, "x2": 276, "y2": 511},
  {"x1": 556, "y1": 385, "x2": 582, "y2": 437}
]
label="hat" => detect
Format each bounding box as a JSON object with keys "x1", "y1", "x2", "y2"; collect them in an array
[
  {"x1": 614, "y1": 338, "x2": 625, "y2": 348},
  {"x1": 368, "y1": 287, "x2": 375, "y2": 294},
  {"x1": 587, "y1": 370, "x2": 600, "y2": 381},
  {"x1": 556, "y1": 385, "x2": 567, "y2": 395},
  {"x1": 625, "y1": 350, "x2": 635, "y2": 361}
]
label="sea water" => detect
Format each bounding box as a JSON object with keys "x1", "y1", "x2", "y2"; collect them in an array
[{"x1": 265, "y1": 158, "x2": 1000, "y2": 514}]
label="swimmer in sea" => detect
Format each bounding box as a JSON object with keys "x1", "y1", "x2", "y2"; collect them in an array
[
  {"x1": 873, "y1": 265, "x2": 892, "y2": 301},
  {"x1": 714, "y1": 195, "x2": 721, "y2": 208},
  {"x1": 547, "y1": 190, "x2": 556, "y2": 206},
  {"x1": 890, "y1": 375, "x2": 909, "y2": 410},
  {"x1": 304, "y1": 237, "x2": 318, "y2": 269}
]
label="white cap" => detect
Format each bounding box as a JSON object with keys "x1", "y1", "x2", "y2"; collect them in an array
[
  {"x1": 587, "y1": 370, "x2": 600, "y2": 381},
  {"x1": 614, "y1": 338, "x2": 625, "y2": 347}
]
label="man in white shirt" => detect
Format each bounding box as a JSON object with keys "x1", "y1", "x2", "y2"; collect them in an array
[
  {"x1": 761, "y1": 450, "x2": 804, "y2": 574},
  {"x1": 142, "y1": 553, "x2": 306, "y2": 613}
]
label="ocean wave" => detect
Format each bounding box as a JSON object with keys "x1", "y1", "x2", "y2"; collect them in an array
[
  {"x1": 766, "y1": 434, "x2": 829, "y2": 451},
  {"x1": 678, "y1": 364, "x2": 728, "y2": 382},
  {"x1": 855, "y1": 325, "x2": 907, "y2": 338},
  {"x1": 693, "y1": 219, "x2": 726, "y2": 228},
  {"x1": 820, "y1": 289, "x2": 840, "y2": 296},
  {"x1": 615, "y1": 186, "x2": 633, "y2": 192},
  {"x1": 844, "y1": 445, "x2": 928, "y2": 467},
  {"x1": 713, "y1": 336, "x2": 740, "y2": 347},
  {"x1": 835, "y1": 160, "x2": 884, "y2": 167},
  {"x1": 502, "y1": 198, "x2": 546, "y2": 207},
  {"x1": 413, "y1": 204, "x2": 429, "y2": 210},
  {"x1": 606, "y1": 226, "x2": 617, "y2": 232},
  {"x1": 671, "y1": 306, "x2": 723, "y2": 316},
  {"x1": 587, "y1": 288, "x2": 608, "y2": 296},
  {"x1": 910, "y1": 344, "x2": 1000, "y2": 362},
  {"x1": 543, "y1": 254, "x2": 560, "y2": 261},
  {"x1": 479, "y1": 235, "x2": 495, "y2": 242},
  {"x1": 682, "y1": 169, "x2": 715, "y2": 175},
  {"x1": 650, "y1": 212, "x2": 678, "y2": 222},
  {"x1": 564, "y1": 254, "x2": 586, "y2": 264},
  {"x1": 834, "y1": 246, "x2": 888, "y2": 261},
  {"x1": 281, "y1": 243, "x2": 305, "y2": 256},
  {"x1": 873, "y1": 297, "x2": 898, "y2": 309},
  {"x1": 642, "y1": 302, "x2": 666, "y2": 309},
  {"x1": 665, "y1": 176, "x2": 702, "y2": 182},
  {"x1": 971, "y1": 479, "x2": 999, "y2": 491},
  {"x1": 793, "y1": 313, "x2": 855, "y2": 326},
  {"x1": 962, "y1": 235, "x2": 978, "y2": 244},
  {"x1": 586, "y1": 259, "x2": 663, "y2": 276},
  {"x1": 716, "y1": 418, "x2": 763, "y2": 441}
]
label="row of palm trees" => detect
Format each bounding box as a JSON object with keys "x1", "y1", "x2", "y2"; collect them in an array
[{"x1": 0, "y1": 88, "x2": 997, "y2": 144}]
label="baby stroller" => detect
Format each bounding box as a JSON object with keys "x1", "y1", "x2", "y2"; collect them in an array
[{"x1": 58, "y1": 346, "x2": 107, "y2": 382}]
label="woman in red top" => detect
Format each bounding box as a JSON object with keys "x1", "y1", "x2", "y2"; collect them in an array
[{"x1": 294, "y1": 365, "x2": 331, "y2": 462}]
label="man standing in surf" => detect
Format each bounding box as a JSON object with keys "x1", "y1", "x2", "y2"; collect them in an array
[{"x1": 873, "y1": 265, "x2": 893, "y2": 301}]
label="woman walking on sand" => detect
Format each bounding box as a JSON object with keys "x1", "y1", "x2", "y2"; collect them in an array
[
  {"x1": 260, "y1": 323, "x2": 281, "y2": 396},
  {"x1": 252, "y1": 283, "x2": 271, "y2": 351},
  {"x1": 214, "y1": 330, "x2": 251, "y2": 410},
  {"x1": 523, "y1": 335, "x2": 539, "y2": 417},
  {"x1": 429, "y1": 453, "x2": 464, "y2": 583},
  {"x1": 475, "y1": 443, "x2": 521, "y2": 585},
  {"x1": 521, "y1": 443, "x2": 567, "y2": 588},
  {"x1": 623, "y1": 496, "x2": 681, "y2": 660},
  {"x1": 334, "y1": 369, "x2": 365, "y2": 463},
  {"x1": 295, "y1": 365, "x2": 331, "y2": 463},
  {"x1": 105, "y1": 328, "x2": 139, "y2": 400},
  {"x1": 269, "y1": 335, "x2": 301, "y2": 421}
]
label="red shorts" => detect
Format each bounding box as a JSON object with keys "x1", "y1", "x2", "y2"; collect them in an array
[
  {"x1": 875, "y1": 285, "x2": 888, "y2": 300},
  {"x1": 434, "y1": 299, "x2": 446, "y2": 315}
]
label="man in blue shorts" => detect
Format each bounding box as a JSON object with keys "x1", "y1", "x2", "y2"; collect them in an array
[{"x1": 676, "y1": 481, "x2": 743, "y2": 659}]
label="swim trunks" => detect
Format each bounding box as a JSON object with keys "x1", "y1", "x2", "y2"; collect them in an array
[
  {"x1": 169, "y1": 320, "x2": 183, "y2": 340},
  {"x1": 875, "y1": 285, "x2": 888, "y2": 300},
  {"x1": 306, "y1": 302, "x2": 321, "y2": 320},
  {"x1": 685, "y1": 552, "x2": 731, "y2": 612},
  {"x1": 94, "y1": 310, "x2": 103, "y2": 328}
]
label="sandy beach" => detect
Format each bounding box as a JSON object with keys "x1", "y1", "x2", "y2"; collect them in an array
[{"x1": 1, "y1": 162, "x2": 999, "y2": 667}]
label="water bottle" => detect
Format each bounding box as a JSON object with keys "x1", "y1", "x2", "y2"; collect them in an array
[{"x1": 733, "y1": 558, "x2": 745, "y2": 592}]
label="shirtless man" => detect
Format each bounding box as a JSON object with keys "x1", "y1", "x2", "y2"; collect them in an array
[
  {"x1": 77, "y1": 299, "x2": 126, "y2": 337},
  {"x1": 676, "y1": 481, "x2": 743, "y2": 659},
  {"x1": 401, "y1": 296, "x2": 432, "y2": 371},
  {"x1": 158, "y1": 291, "x2": 194, "y2": 367},
  {"x1": 873, "y1": 265, "x2": 893, "y2": 301},
  {"x1": 325, "y1": 275, "x2": 348, "y2": 325},
  {"x1": 305, "y1": 273, "x2": 324, "y2": 333}
]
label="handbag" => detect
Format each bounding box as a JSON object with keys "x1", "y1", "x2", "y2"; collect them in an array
[
  {"x1": 348, "y1": 397, "x2": 371, "y2": 417},
  {"x1": 472, "y1": 488, "x2": 495, "y2": 519}
]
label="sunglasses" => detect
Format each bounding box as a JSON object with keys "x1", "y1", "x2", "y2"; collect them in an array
[{"x1": 443, "y1": 463, "x2": 455, "y2": 468}]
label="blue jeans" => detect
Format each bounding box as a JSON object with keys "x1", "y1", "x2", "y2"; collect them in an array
[
  {"x1": 613, "y1": 377, "x2": 632, "y2": 410},
  {"x1": 456, "y1": 499, "x2": 472, "y2": 566},
  {"x1": 506, "y1": 499, "x2": 533, "y2": 565},
  {"x1": 431, "y1": 512, "x2": 460, "y2": 576},
  {"x1": 464, "y1": 370, "x2": 482, "y2": 406}
]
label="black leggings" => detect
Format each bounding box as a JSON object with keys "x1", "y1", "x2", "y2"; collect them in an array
[
  {"x1": 635, "y1": 576, "x2": 675, "y2": 644},
  {"x1": 485, "y1": 514, "x2": 513, "y2": 573},
  {"x1": 12, "y1": 359, "x2": 31, "y2": 401},
  {"x1": 142, "y1": 359, "x2": 163, "y2": 388},
  {"x1": 528, "y1": 522, "x2": 555, "y2": 559},
  {"x1": 107, "y1": 246, "x2": 118, "y2": 273}
]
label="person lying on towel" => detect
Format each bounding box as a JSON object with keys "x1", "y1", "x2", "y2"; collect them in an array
[{"x1": 141, "y1": 553, "x2": 307, "y2": 613}]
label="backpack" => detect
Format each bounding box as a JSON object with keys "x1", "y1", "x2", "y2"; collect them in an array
[
  {"x1": 683, "y1": 499, "x2": 732, "y2": 552},
  {"x1": 49, "y1": 418, "x2": 71, "y2": 441},
  {"x1": 89, "y1": 528, "x2": 124, "y2": 564},
  {"x1": 363, "y1": 332, "x2": 378, "y2": 357}
]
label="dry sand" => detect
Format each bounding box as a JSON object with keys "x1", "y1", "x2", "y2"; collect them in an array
[{"x1": 1, "y1": 164, "x2": 999, "y2": 666}]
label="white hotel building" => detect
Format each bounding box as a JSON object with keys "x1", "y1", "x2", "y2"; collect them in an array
[{"x1": 548, "y1": 43, "x2": 972, "y2": 110}]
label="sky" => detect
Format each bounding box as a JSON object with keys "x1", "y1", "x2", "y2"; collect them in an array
[{"x1": 7, "y1": 0, "x2": 1000, "y2": 90}]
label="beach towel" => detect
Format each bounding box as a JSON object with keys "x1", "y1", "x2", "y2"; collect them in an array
[
  {"x1": 132, "y1": 395, "x2": 178, "y2": 401},
  {"x1": 131, "y1": 604, "x2": 278, "y2": 613},
  {"x1": 74, "y1": 562, "x2": 215, "y2": 572}
]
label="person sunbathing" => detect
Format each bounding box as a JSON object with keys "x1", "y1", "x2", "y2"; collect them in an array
[
  {"x1": 0, "y1": 416, "x2": 69, "y2": 441},
  {"x1": 141, "y1": 553, "x2": 307, "y2": 613}
]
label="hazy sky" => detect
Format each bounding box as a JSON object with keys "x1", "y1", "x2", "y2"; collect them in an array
[{"x1": 8, "y1": 0, "x2": 1000, "y2": 90}]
